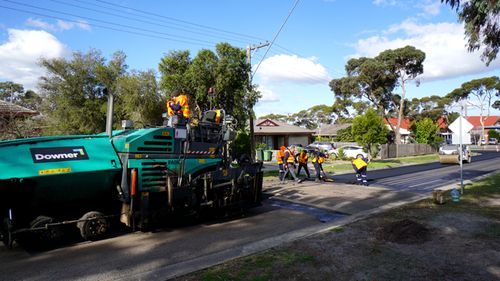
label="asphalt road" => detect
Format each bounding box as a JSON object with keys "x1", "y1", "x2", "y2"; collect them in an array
[
  {"x1": 332, "y1": 150, "x2": 500, "y2": 192},
  {"x1": 0, "y1": 199, "x2": 328, "y2": 281}
]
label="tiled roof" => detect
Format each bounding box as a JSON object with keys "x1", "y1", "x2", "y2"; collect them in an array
[
  {"x1": 0, "y1": 100, "x2": 38, "y2": 116},
  {"x1": 254, "y1": 119, "x2": 314, "y2": 135},
  {"x1": 466, "y1": 116, "x2": 500, "y2": 128},
  {"x1": 383, "y1": 118, "x2": 411, "y2": 129}
]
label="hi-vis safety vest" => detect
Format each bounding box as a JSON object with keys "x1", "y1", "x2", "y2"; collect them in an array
[
  {"x1": 285, "y1": 149, "x2": 295, "y2": 163},
  {"x1": 312, "y1": 154, "x2": 325, "y2": 164},
  {"x1": 176, "y1": 94, "x2": 190, "y2": 118},
  {"x1": 299, "y1": 151, "x2": 308, "y2": 163},
  {"x1": 277, "y1": 150, "x2": 285, "y2": 164},
  {"x1": 167, "y1": 94, "x2": 190, "y2": 118},
  {"x1": 352, "y1": 158, "x2": 368, "y2": 169}
]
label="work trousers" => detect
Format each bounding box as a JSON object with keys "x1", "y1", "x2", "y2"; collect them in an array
[
  {"x1": 278, "y1": 163, "x2": 285, "y2": 181},
  {"x1": 296, "y1": 162, "x2": 310, "y2": 178},
  {"x1": 355, "y1": 167, "x2": 368, "y2": 185},
  {"x1": 282, "y1": 163, "x2": 298, "y2": 182},
  {"x1": 313, "y1": 162, "x2": 323, "y2": 181}
]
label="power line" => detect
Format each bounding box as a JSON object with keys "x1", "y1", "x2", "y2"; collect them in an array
[
  {"x1": 0, "y1": 4, "x2": 215, "y2": 47},
  {"x1": 93, "y1": 0, "x2": 265, "y2": 42},
  {"x1": 252, "y1": 0, "x2": 300, "y2": 79},
  {"x1": 49, "y1": 0, "x2": 262, "y2": 45},
  {"x1": 3, "y1": 0, "x2": 220, "y2": 45}
]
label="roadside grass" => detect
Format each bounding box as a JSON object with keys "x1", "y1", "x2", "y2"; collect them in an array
[
  {"x1": 195, "y1": 249, "x2": 315, "y2": 281},
  {"x1": 382, "y1": 172, "x2": 500, "y2": 221},
  {"x1": 176, "y1": 173, "x2": 500, "y2": 281}
]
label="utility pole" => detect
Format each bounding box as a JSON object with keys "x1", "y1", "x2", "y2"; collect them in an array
[{"x1": 247, "y1": 42, "x2": 270, "y2": 162}]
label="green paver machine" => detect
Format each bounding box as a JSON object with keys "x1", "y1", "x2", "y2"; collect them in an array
[{"x1": 0, "y1": 106, "x2": 262, "y2": 248}]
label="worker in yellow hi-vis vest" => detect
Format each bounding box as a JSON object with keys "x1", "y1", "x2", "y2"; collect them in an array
[
  {"x1": 167, "y1": 90, "x2": 190, "y2": 119},
  {"x1": 352, "y1": 154, "x2": 369, "y2": 186}
]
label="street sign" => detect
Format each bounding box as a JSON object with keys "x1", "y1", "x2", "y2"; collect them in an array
[
  {"x1": 449, "y1": 116, "x2": 474, "y2": 145},
  {"x1": 452, "y1": 133, "x2": 471, "y2": 145},
  {"x1": 448, "y1": 116, "x2": 473, "y2": 135}
]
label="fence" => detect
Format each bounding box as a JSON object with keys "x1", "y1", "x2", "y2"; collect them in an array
[{"x1": 379, "y1": 143, "x2": 436, "y2": 159}]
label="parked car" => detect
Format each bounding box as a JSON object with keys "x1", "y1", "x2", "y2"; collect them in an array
[
  {"x1": 488, "y1": 138, "x2": 498, "y2": 145},
  {"x1": 438, "y1": 144, "x2": 471, "y2": 164},
  {"x1": 332, "y1": 145, "x2": 368, "y2": 159},
  {"x1": 305, "y1": 141, "x2": 336, "y2": 155}
]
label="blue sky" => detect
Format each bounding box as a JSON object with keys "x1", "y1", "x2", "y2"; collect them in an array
[{"x1": 0, "y1": 0, "x2": 499, "y2": 118}]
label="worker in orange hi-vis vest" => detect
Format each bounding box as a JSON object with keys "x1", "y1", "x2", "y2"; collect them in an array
[
  {"x1": 296, "y1": 149, "x2": 311, "y2": 179},
  {"x1": 276, "y1": 146, "x2": 286, "y2": 181},
  {"x1": 282, "y1": 145, "x2": 301, "y2": 184},
  {"x1": 167, "y1": 90, "x2": 190, "y2": 119}
]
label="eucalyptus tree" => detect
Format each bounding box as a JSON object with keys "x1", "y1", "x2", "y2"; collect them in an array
[
  {"x1": 377, "y1": 46, "x2": 425, "y2": 144},
  {"x1": 330, "y1": 56, "x2": 397, "y2": 138},
  {"x1": 447, "y1": 76, "x2": 500, "y2": 141},
  {"x1": 330, "y1": 46, "x2": 425, "y2": 144},
  {"x1": 442, "y1": 0, "x2": 500, "y2": 65}
]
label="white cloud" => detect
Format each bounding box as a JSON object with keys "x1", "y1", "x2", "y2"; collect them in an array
[
  {"x1": 256, "y1": 85, "x2": 280, "y2": 103},
  {"x1": 256, "y1": 54, "x2": 330, "y2": 84},
  {"x1": 351, "y1": 19, "x2": 500, "y2": 82},
  {"x1": 56, "y1": 20, "x2": 91, "y2": 31},
  {"x1": 419, "y1": 0, "x2": 441, "y2": 16},
  {"x1": 26, "y1": 18, "x2": 56, "y2": 30},
  {"x1": 373, "y1": 0, "x2": 397, "y2": 6},
  {"x1": 25, "y1": 18, "x2": 91, "y2": 31},
  {"x1": 0, "y1": 29, "x2": 69, "y2": 90}
]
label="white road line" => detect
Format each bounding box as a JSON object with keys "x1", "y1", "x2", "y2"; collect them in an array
[{"x1": 408, "y1": 179, "x2": 444, "y2": 188}]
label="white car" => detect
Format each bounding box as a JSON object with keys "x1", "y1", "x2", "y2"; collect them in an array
[{"x1": 333, "y1": 145, "x2": 368, "y2": 159}]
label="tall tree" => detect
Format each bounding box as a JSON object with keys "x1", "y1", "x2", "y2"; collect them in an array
[
  {"x1": 377, "y1": 46, "x2": 425, "y2": 144},
  {"x1": 158, "y1": 43, "x2": 254, "y2": 130},
  {"x1": 446, "y1": 76, "x2": 500, "y2": 141},
  {"x1": 115, "y1": 70, "x2": 164, "y2": 127},
  {"x1": 407, "y1": 95, "x2": 453, "y2": 121},
  {"x1": 351, "y1": 108, "x2": 389, "y2": 158},
  {"x1": 39, "y1": 49, "x2": 128, "y2": 135},
  {"x1": 0, "y1": 81, "x2": 24, "y2": 103},
  {"x1": 330, "y1": 56, "x2": 397, "y2": 139},
  {"x1": 442, "y1": 0, "x2": 500, "y2": 65},
  {"x1": 290, "y1": 104, "x2": 335, "y2": 129}
]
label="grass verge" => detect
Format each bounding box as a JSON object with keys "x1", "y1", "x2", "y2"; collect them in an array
[{"x1": 175, "y1": 172, "x2": 499, "y2": 281}]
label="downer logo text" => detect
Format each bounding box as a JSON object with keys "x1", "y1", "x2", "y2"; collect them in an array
[{"x1": 31, "y1": 147, "x2": 89, "y2": 163}]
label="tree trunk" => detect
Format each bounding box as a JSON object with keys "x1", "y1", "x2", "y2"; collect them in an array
[{"x1": 395, "y1": 78, "x2": 406, "y2": 144}]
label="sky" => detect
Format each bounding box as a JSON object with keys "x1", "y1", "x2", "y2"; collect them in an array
[{"x1": 0, "y1": 0, "x2": 499, "y2": 118}]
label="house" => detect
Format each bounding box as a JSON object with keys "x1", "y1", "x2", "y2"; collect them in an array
[
  {"x1": 0, "y1": 100, "x2": 38, "y2": 118},
  {"x1": 0, "y1": 100, "x2": 39, "y2": 139},
  {"x1": 466, "y1": 116, "x2": 500, "y2": 143},
  {"x1": 383, "y1": 118, "x2": 412, "y2": 143},
  {"x1": 313, "y1": 123, "x2": 351, "y2": 139},
  {"x1": 253, "y1": 119, "x2": 315, "y2": 149}
]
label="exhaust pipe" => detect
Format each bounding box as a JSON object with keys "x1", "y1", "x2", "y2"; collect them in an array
[
  {"x1": 106, "y1": 91, "x2": 114, "y2": 138},
  {"x1": 95, "y1": 84, "x2": 113, "y2": 138}
]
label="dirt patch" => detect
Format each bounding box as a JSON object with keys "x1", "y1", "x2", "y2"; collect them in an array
[
  {"x1": 375, "y1": 219, "x2": 431, "y2": 244},
  {"x1": 175, "y1": 205, "x2": 500, "y2": 281}
]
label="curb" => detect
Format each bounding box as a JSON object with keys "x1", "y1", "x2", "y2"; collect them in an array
[{"x1": 138, "y1": 171, "x2": 498, "y2": 280}]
